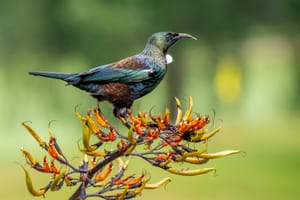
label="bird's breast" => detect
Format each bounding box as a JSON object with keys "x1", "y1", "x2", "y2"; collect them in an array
[{"x1": 94, "y1": 83, "x2": 133, "y2": 107}]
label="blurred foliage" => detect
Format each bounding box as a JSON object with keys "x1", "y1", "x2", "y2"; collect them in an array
[{"x1": 1, "y1": 0, "x2": 300, "y2": 199}]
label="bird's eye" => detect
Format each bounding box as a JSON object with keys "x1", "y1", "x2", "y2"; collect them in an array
[{"x1": 172, "y1": 33, "x2": 179, "y2": 38}]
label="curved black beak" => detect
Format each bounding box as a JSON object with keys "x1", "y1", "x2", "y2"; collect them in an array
[{"x1": 177, "y1": 33, "x2": 197, "y2": 40}]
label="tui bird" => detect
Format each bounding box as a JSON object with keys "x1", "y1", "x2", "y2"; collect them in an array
[{"x1": 29, "y1": 32, "x2": 196, "y2": 118}]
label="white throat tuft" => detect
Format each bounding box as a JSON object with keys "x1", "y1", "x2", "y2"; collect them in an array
[{"x1": 165, "y1": 54, "x2": 173, "y2": 64}]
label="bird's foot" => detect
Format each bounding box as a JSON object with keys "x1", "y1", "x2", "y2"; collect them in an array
[
  {"x1": 118, "y1": 116, "x2": 130, "y2": 128},
  {"x1": 114, "y1": 107, "x2": 131, "y2": 128}
]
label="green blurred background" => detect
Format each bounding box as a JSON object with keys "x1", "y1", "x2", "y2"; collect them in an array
[{"x1": 1, "y1": 0, "x2": 300, "y2": 199}]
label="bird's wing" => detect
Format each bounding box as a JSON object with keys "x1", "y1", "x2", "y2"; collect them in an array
[{"x1": 66, "y1": 56, "x2": 154, "y2": 84}]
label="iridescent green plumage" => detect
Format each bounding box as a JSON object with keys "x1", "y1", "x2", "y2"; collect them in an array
[{"x1": 29, "y1": 32, "x2": 196, "y2": 117}]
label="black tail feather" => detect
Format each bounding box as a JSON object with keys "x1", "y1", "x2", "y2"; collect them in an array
[{"x1": 29, "y1": 71, "x2": 77, "y2": 81}]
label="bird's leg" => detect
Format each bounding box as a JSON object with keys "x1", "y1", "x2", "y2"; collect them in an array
[{"x1": 114, "y1": 107, "x2": 131, "y2": 128}]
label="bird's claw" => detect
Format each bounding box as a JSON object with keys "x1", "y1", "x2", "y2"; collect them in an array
[
  {"x1": 115, "y1": 108, "x2": 132, "y2": 128},
  {"x1": 117, "y1": 115, "x2": 131, "y2": 128}
]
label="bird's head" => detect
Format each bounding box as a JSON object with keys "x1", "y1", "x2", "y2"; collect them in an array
[{"x1": 147, "y1": 32, "x2": 197, "y2": 53}]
